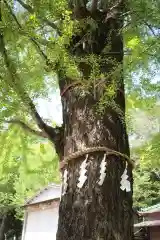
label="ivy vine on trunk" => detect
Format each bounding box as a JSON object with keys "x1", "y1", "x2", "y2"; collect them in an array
[{"x1": 57, "y1": 1, "x2": 133, "y2": 240}]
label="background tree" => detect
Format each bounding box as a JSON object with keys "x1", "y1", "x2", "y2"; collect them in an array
[
  {"x1": 133, "y1": 132, "x2": 160, "y2": 208},
  {"x1": 0, "y1": 0, "x2": 159, "y2": 240},
  {"x1": 0, "y1": 125, "x2": 59, "y2": 239},
  {"x1": 129, "y1": 95, "x2": 160, "y2": 208}
]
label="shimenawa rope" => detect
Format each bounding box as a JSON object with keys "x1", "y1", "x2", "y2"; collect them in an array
[{"x1": 59, "y1": 146, "x2": 135, "y2": 170}]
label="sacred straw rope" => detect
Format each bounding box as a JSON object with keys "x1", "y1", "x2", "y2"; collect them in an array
[{"x1": 59, "y1": 146, "x2": 135, "y2": 170}]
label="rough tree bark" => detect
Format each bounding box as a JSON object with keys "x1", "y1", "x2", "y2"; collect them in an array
[
  {"x1": 0, "y1": 215, "x2": 7, "y2": 240},
  {"x1": 0, "y1": 0, "x2": 133, "y2": 239},
  {"x1": 56, "y1": 1, "x2": 133, "y2": 240}
]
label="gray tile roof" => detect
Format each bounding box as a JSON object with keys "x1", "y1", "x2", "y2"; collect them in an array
[
  {"x1": 134, "y1": 220, "x2": 160, "y2": 228},
  {"x1": 139, "y1": 203, "x2": 160, "y2": 215},
  {"x1": 24, "y1": 183, "x2": 61, "y2": 206}
]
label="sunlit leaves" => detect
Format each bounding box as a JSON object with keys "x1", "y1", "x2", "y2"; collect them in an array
[
  {"x1": 126, "y1": 36, "x2": 140, "y2": 50},
  {"x1": 0, "y1": 126, "x2": 60, "y2": 217}
]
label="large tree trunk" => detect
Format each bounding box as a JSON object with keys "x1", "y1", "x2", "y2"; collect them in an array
[
  {"x1": 0, "y1": 215, "x2": 7, "y2": 240},
  {"x1": 57, "y1": 1, "x2": 133, "y2": 240}
]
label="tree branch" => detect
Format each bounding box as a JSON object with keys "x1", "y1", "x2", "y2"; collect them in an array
[
  {"x1": 0, "y1": 38, "x2": 64, "y2": 154},
  {"x1": 16, "y1": 0, "x2": 61, "y2": 35},
  {"x1": 108, "y1": 0, "x2": 123, "y2": 13},
  {"x1": 4, "y1": 0, "x2": 50, "y2": 62},
  {"x1": 5, "y1": 0, "x2": 51, "y2": 46},
  {"x1": 72, "y1": 1, "x2": 90, "y2": 19},
  {"x1": 145, "y1": 22, "x2": 157, "y2": 36},
  {"x1": 0, "y1": 33, "x2": 47, "y2": 134},
  {"x1": 0, "y1": 21, "x2": 63, "y2": 156},
  {"x1": 0, "y1": 1, "x2": 64, "y2": 157},
  {"x1": 0, "y1": 5, "x2": 46, "y2": 133},
  {"x1": 105, "y1": 0, "x2": 123, "y2": 22},
  {"x1": 5, "y1": 119, "x2": 48, "y2": 138},
  {"x1": 0, "y1": 214, "x2": 7, "y2": 240},
  {"x1": 90, "y1": 0, "x2": 98, "y2": 13}
]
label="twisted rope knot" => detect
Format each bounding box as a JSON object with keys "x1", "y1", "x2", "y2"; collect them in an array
[{"x1": 59, "y1": 146, "x2": 135, "y2": 170}]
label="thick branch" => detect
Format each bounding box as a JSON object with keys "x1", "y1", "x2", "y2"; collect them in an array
[
  {"x1": 16, "y1": 0, "x2": 61, "y2": 35},
  {"x1": 72, "y1": 1, "x2": 90, "y2": 19},
  {"x1": 108, "y1": 0, "x2": 123, "y2": 12},
  {"x1": 5, "y1": 119, "x2": 48, "y2": 138},
  {"x1": 0, "y1": 40, "x2": 63, "y2": 154},
  {"x1": 105, "y1": 0, "x2": 123, "y2": 22},
  {"x1": 90, "y1": 0, "x2": 98, "y2": 13},
  {"x1": 0, "y1": 33, "x2": 47, "y2": 133},
  {"x1": 0, "y1": 20, "x2": 63, "y2": 156}
]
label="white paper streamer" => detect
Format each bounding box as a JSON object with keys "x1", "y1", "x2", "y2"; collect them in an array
[
  {"x1": 120, "y1": 166, "x2": 131, "y2": 192},
  {"x1": 62, "y1": 169, "x2": 68, "y2": 195},
  {"x1": 98, "y1": 153, "x2": 107, "y2": 186},
  {"x1": 77, "y1": 154, "x2": 88, "y2": 189}
]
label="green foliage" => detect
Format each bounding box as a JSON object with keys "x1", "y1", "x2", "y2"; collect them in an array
[
  {"x1": 0, "y1": 0, "x2": 159, "y2": 215},
  {"x1": 0, "y1": 0, "x2": 159, "y2": 119},
  {"x1": 0, "y1": 126, "x2": 60, "y2": 218},
  {"x1": 132, "y1": 129, "x2": 160, "y2": 207}
]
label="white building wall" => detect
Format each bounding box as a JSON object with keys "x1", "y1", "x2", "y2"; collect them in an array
[{"x1": 23, "y1": 207, "x2": 59, "y2": 240}]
